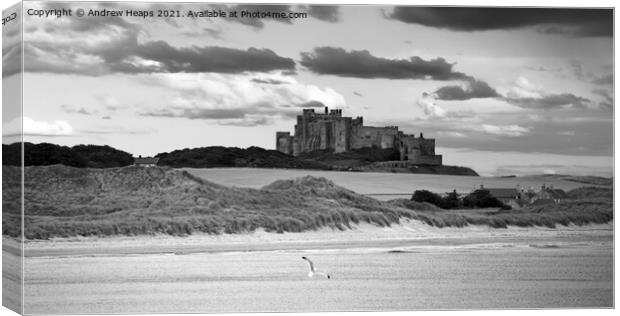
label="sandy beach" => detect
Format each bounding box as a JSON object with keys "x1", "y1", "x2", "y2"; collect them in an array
[{"x1": 3, "y1": 221, "x2": 613, "y2": 314}]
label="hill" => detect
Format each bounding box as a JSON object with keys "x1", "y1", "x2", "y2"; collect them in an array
[
  {"x1": 2, "y1": 142, "x2": 134, "y2": 168},
  {"x1": 2, "y1": 165, "x2": 612, "y2": 239},
  {"x1": 155, "y1": 146, "x2": 329, "y2": 170},
  {"x1": 3, "y1": 165, "x2": 418, "y2": 239}
]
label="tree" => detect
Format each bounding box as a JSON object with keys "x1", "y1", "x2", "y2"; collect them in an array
[
  {"x1": 411, "y1": 190, "x2": 444, "y2": 207},
  {"x1": 462, "y1": 189, "x2": 507, "y2": 209},
  {"x1": 442, "y1": 189, "x2": 461, "y2": 209}
]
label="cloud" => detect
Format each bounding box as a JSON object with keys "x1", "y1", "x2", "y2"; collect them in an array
[
  {"x1": 250, "y1": 77, "x2": 290, "y2": 85},
  {"x1": 592, "y1": 88, "x2": 613, "y2": 110},
  {"x1": 61, "y1": 104, "x2": 95, "y2": 115},
  {"x1": 305, "y1": 5, "x2": 340, "y2": 23},
  {"x1": 298, "y1": 100, "x2": 328, "y2": 108},
  {"x1": 558, "y1": 130, "x2": 576, "y2": 136},
  {"x1": 353, "y1": 91, "x2": 363, "y2": 97},
  {"x1": 506, "y1": 93, "x2": 590, "y2": 110},
  {"x1": 212, "y1": 4, "x2": 340, "y2": 29},
  {"x1": 138, "y1": 73, "x2": 346, "y2": 126},
  {"x1": 412, "y1": 99, "x2": 530, "y2": 136},
  {"x1": 80, "y1": 125, "x2": 156, "y2": 135},
  {"x1": 387, "y1": 7, "x2": 612, "y2": 37},
  {"x1": 27, "y1": 41, "x2": 295, "y2": 75},
  {"x1": 300, "y1": 46, "x2": 466, "y2": 80},
  {"x1": 434, "y1": 78, "x2": 500, "y2": 100},
  {"x1": 504, "y1": 77, "x2": 593, "y2": 110},
  {"x1": 416, "y1": 95, "x2": 447, "y2": 119},
  {"x1": 129, "y1": 43, "x2": 295, "y2": 74},
  {"x1": 2, "y1": 7, "x2": 22, "y2": 78},
  {"x1": 215, "y1": 116, "x2": 272, "y2": 127},
  {"x1": 2, "y1": 42, "x2": 22, "y2": 77},
  {"x1": 592, "y1": 89, "x2": 613, "y2": 102},
  {"x1": 215, "y1": 4, "x2": 296, "y2": 29},
  {"x1": 479, "y1": 124, "x2": 530, "y2": 137},
  {"x1": 593, "y1": 74, "x2": 613, "y2": 86},
  {"x1": 23, "y1": 13, "x2": 295, "y2": 75},
  {"x1": 3, "y1": 117, "x2": 74, "y2": 137},
  {"x1": 183, "y1": 27, "x2": 224, "y2": 40}
]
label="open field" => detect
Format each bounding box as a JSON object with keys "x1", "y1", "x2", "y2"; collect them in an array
[
  {"x1": 5, "y1": 222, "x2": 613, "y2": 313},
  {"x1": 185, "y1": 167, "x2": 609, "y2": 200}
]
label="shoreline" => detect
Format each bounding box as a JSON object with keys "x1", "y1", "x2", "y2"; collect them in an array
[{"x1": 6, "y1": 220, "x2": 613, "y2": 258}]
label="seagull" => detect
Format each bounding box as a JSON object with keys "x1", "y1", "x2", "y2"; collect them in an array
[{"x1": 302, "y1": 256, "x2": 331, "y2": 279}]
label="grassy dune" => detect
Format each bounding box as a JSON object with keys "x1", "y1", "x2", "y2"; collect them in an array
[{"x1": 1, "y1": 165, "x2": 613, "y2": 239}]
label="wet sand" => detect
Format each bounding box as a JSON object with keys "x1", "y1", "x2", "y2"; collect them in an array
[{"x1": 5, "y1": 222, "x2": 613, "y2": 314}]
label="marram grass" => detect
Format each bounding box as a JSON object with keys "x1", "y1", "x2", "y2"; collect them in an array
[{"x1": 1, "y1": 165, "x2": 612, "y2": 239}]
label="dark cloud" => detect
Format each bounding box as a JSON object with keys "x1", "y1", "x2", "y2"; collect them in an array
[
  {"x1": 593, "y1": 74, "x2": 613, "y2": 86},
  {"x1": 353, "y1": 91, "x2": 363, "y2": 97},
  {"x1": 129, "y1": 43, "x2": 295, "y2": 74},
  {"x1": 305, "y1": 5, "x2": 340, "y2": 23},
  {"x1": 387, "y1": 7, "x2": 612, "y2": 37},
  {"x1": 505, "y1": 93, "x2": 591, "y2": 109},
  {"x1": 434, "y1": 78, "x2": 499, "y2": 100},
  {"x1": 300, "y1": 46, "x2": 466, "y2": 80},
  {"x1": 24, "y1": 15, "x2": 295, "y2": 75}
]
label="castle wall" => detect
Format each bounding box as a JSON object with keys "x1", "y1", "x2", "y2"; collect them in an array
[
  {"x1": 419, "y1": 138, "x2": 436, "y2": 155},
  {"x1": 333, "y1": 118, "x2": 351, "y2": 153},
  {"x1": 302, "y1": 120, "x2": 334, "y2": 152},
  {"x1": 351, "y1": 126, "x2": 399, "y2": 149},
  {"x1": 292, "y1": 137, "x2": 300, "y2": 156},
  {"x1": 399, "y1": 135, "x2": 442, "y2": 165},
  {"x1": 275, "y1": 132, "x2": 293, "y2": 155}
]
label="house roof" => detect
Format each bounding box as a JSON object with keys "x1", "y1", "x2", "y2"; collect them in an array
[
  {"x1": 486, "y1": 188, "x2": 519, "y2": 199},
  {"x1": 134, "y1": 157, "x2": 160, "y2": 165}
]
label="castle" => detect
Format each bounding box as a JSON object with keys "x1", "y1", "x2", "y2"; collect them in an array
[{"x1": 276, "y1": 107, "x2": 442, "y2": 165}]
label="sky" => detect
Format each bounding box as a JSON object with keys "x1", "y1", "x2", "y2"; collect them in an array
[{"x1": 1, "y1": 0, "x2": 614, "y2": 176}]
